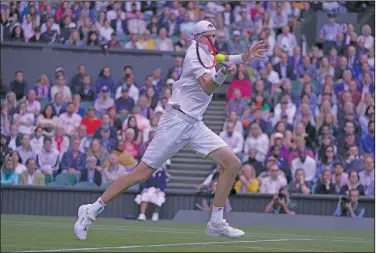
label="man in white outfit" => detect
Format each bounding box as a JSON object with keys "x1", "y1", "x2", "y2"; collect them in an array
[{"x1": 74, "y1": 20, "x2": 266, "y2": 240}]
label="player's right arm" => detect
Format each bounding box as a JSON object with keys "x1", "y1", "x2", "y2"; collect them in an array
[{"x1": 198, "y1": 65, "x2": 236, "y2": 95}]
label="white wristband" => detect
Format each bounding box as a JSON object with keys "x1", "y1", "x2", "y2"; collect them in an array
[
  {"x1": 213, "y1": 69, "x2": 228, "y2": 86},
  {"x1": 229, "y1": 54, "x2": 244, "y2": 64}
]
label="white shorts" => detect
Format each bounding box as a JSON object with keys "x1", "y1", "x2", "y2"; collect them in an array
[{"x1": 142, "y1": 105, "x2": 227, "y2": 169}]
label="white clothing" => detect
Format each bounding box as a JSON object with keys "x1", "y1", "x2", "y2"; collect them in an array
[
  {"x1": 277, "y1": 33, "x2": 298, "y2": 56},
  {"x1": 50, "y1": 85, "x2": 72, "y2": 102},
  {"x1": 267, "y1": 70, "x2": 280, "y2": 85},
  {"x1": 99, "y1": 26, "x2": 114, "y2": 41},
  {"x1": 127, "y1": 18, "x2": 146, "y2": 35},
  {"x1": 222, "y1": 120, "x2": 243, "y2": 135},
  {"x1": 52, "y1": 137, "x2": 69, "y2": 160},
  {"x1": 26, "y1": 100, "x2": 41, "y2": 114},
  {"x1": 22, "y1": 20, "x2": 34, "y2": 40},
  {"x1": 168, "y1": 41, "x2": 215, "y2": 121},
  {"x1": 40, "y1": 22, "x2": 60, "y2": 35},
  {"x1": 36, "y1": 147, "x2": 60, "y2": 172},
  {"x1": 14, "y1": 113, "x2": 35, "y2": 135},
  {"x1": 155, "y1": 38, "x2": 174, "y2": 51},
  {"x1": 15, "y1": 163, "x2": 27, "y2": 174},
  {"x1": 364, "y1": 35, "x2": 375, "y2": 50},
  {"x1": 291, "y1": 156, "x2": 317, "y2": 182},
  {"x1": 243, "y1": 133, "x2": 269, "y2": 162},
  {"x1": 272, "y1": 102, "x2": 297, "y2": 126},
  {"x1": 142, "y1": 105, "x2": 227, "y2": 169},
  {"x1": 260, "y1": 176, "x2": 287, "y2": 194},
  {"x1": 143, "y1": 126, "x2": 157, "y2": 143},
  {"x1": 27, "y1": 174, "x2": 34, "y2": 185},
  {"x1": 58, "y1": 113, "x2": 82, "y2": 135},
  {"x1": 124, "y1": 41, "x2": 143, "y2": 49},
  {"x1": 115, "y1": 84, "x2": 139, "y2": 102},
  {"x1": 219, "y1": 131, "x2": 244, "y2": 154},
  {"x1": 30, "y1": 136, "x2": 44, "y2": 154}
]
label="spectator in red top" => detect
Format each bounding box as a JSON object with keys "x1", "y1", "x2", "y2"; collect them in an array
[
  {"x1": 348, "y1": 80, "x2": 361, "y2": 106},
  {"x1": 226, "y1": 71, "x2": 252, "y2": 102},
  {"x1": 81, "y1": 108, "x2": 101, "y2": 136}
]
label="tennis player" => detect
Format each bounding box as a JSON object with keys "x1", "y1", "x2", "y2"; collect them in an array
[{"x1": 74, "y1": 20, "x2": 266, "y2": 240}]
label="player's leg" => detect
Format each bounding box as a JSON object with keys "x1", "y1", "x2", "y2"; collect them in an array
[
  {"x1": 190, "y1": 122, "x2": 244, "y2": 238},
  {"x1": 74, "y1": 112, "x2": 192, "y2": 240}
]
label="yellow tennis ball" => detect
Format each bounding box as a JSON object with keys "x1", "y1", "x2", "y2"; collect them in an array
[{"x1": 216, "y1": 54, "x2": 226, "y2": 63}]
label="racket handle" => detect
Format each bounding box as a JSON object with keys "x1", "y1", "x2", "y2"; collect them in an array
[{"x1": 221, "y1": 62, "x2": 231, "y2": 68}]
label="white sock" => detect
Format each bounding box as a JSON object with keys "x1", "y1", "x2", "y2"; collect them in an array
[
  {"x1": 90, "y1": 198, "x2": 106, "y2": 216},
  {"x1": 210, "y1": 206, "x2": 224, "y2": 222}
]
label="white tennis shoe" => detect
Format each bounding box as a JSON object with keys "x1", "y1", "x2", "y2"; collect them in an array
[
  {"x1": 74, "y1": 204, "x2": 95, "y2": 240},
  {"x1": 206, "y1": 219, "x2": 245, "y2": 238}
]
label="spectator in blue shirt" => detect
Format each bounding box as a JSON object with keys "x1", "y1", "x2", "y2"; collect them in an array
[
  {"x1": 361, "y1": 121, "x2": 375, "y2": 156},
  {"x1": 333, "y1": 189, "x2": 365, "y2": 219},
  {"x1": 320, "y1": 14, "x2": 342, "y2": 54},
  {"x1": 115, "y1": 87, "x2": 135, "y2": 115},
  {"x1": 60, "y1": 138, "x2": 87, "y2": 175},
  {"x1": 95, "y1": 66, "x2": 116, "y2": 96}
]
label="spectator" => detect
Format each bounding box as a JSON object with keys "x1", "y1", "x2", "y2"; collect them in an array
[
  {"x1": 116, "y1": 74, "x2": 139, "y2": 103},
  {"x1": 260, "y1": 163, "x2": 287, "y2": 194},
  {"x1": 320, "y1": 14, "x2": 342, "y2": 54},
  {"x1": 317, "y1": 57, "x2": 335, "y2": 83},
  {"x1": 50, "y1": 93, "x2": 67, "y2": 116},
  {"x1": 0, "y1": 156, "x2": 19, "y2": 185},
  {"x1": 227, "y1": 89, "x2": 248, "y2": 117},
  {"x1": 37, "y1": 137, "x2": 60, "y2": 176},
  {"x1": 51, "y1": 75, "x2": 72, "y2": 103},
  {"x1": 291, "y1": 149, "x2": 317, "y2": 183},
  {"x1": 33, "y1": 74, "x2": 51, "y2": 101},
  {"x1": 102, "y1": 153, "x2": 130, "y2": 185},
  {"x1": 288, "y1": 168, "x2": 311, "y2": 195},
  {"x1": 52, "y1": 126, "x2": 70, "y2": 159},
  {"x1": 234, "y1": 164, "x2": 260, "y2": 193},
  {"x1": 28, "y1": 27, "x2": 43, "y2": 43},
  {"x1": 317, "y1": 145, "x2": 336, "y2": 177},
  {"x1": 361, "y1": 121, "x2": 375, "y2": 155},
  {"x1": 11, "y1": 151, "x2": 27, "y2": 174},
  {"x1": 333, "y1": 189, "x2": 365, "y2": 218},
  {"x1": 99, "y1": 20, "x2": 114, "y2": 42},
  {"x1": 13, "y1": 102, "x2": 35, "y2": 136},
  {"x1": 86, "y1": 31, "x2": 100, "y2": 46},
  {"x1": 219, "y1": 122, "x2": 243, "y2": 159},
  {"x1": 61, "y1": 138, "x2": 86, "y2": 174},
  {"x1": 0, "y1": 135, "x2": 12, "y2": 168},
  {"x1": 103, "y1": 139, "x2": 136, "y2": 169},
  {"x1": 6, "y1": 124, "x2": 21, "y2": 151},
  {"x1": 146, "y1": 15, "x2": 159, "y2": 36},
  {"x1": 332, "y1": 161, "x2": 349, "y2": 194},
  {"x1": 272, "y1": 94, "x2": 297, "y2": 126},
  {"x1": 315, "y1": 169, "x2": 336, "y2": 194},
  {"x1": 96, "y1": 67, "x2": 116, "y2": 96},
  {"x1": 94, "y1": 86, "x2": 115, "y2": 114},
  {"x1": 276, "y1": 26, "x2": 298, "y2": 57},
  {"x1": 80, "y1": 156, "x2": 102, "y2": 187},
  {"x1": 80, "y1": 108, "x2": 101, "y2": 136},
  {"x1": 124, "y1": 33, "x2": 141, "y2": 49},
  {"x1": 344, "y1": 145, "x2": 364, "y2": 173},
  {"x1": 19, "y1": 158, "x2": 45, "y2": 186},
  {"x1": 78, "y1": 74, "x2": 96, "y2": 102},
  {"x1": 35, "y1": 105, "x2": 58, "y2": 137},
  {"x1": 340, "y1": 170, "x2": 365, "y2": 196},
  {"x1": 265, "y1": 186, "x2": 296, "y2": 215},
  {"x1": 359, "y1": 155, "x2": 375, "y2": 196},
  {"x1": 135, "y1": 168, "x2": 167, "y2": 221},
  {"x1": 226, "y1": 71, "x2": 252, "y2": 102},
  {"x1": 214, "y1": 33, "x2": 229, "y2": 54},
  {"x1": 228, "y1": 30, "x2": 246, "y2": 54},
  {"x1": 1, "y1": 104, "x2": 11, "y2": 136},
  {"x1": 4, "y1": 92, "x2": 18, "y2": 116},
  {"x1": 93, "y1": 113, "x2": 117, "y2": 141},
  {"x1": 271, "y1": 4, "x2": 288, "y2": 30},
  {"x1": 58, "y1": 102, "x2": 82, "y2": 136},
  {"x1": 25, "y1": 89, "x2": 41, "y2": 116},
  {"x1": 174, "y1": 31, "x2": 190, "y2": 52},
  {"x1": 222, "y1": 112, "x2": 243, "y2": 136},
  {"x1": 244, "y1": 122, "x2": 269, "y2": 163},
  {"x1": 136, "y1": 30, "x2": 155, "y2": 50},
  {"x1": 110, "y1": 9, "x2": 127, "y2": 37},
  {"x1": 123, "y1": 128, "x2": 140, "y2": 160},
  {"x1": 107, "y1": 33, "x2": 121, "y2": 48},
  {"x1": 127, "y1": 10, "x2": 146, "y2": 35},
  {"x1": 86, "y1": 138, "x2": 108, "y2": 168},
  {"x1": 155, "y1": 27, "x2": 173, "y2": 51},
  {"x1": 30, "y1": 127, "x2": 44, "y2": 154},
  {"x1": 9, "y1": 71, "x2": 28, "y2": 101},
  {"x1": 22, "y1": 13, "x2": 34, "y2": 42}
]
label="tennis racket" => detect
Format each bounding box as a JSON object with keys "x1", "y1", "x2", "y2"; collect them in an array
[{"x1": 195, "y1": 34, "x2": 230, "y2": 69}]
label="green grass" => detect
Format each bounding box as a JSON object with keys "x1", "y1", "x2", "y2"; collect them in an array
[{"x1": 1, "y1": 214, "x2": 374, "y2": 252}]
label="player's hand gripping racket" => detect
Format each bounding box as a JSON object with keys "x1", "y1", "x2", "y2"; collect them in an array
[{"x1": 195, "y1": 34, "x2": 230, "y2": 69}]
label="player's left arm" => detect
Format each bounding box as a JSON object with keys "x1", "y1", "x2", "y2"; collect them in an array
[{"x1": 222, "y1": 40, "x2": 267, "y2": 65}]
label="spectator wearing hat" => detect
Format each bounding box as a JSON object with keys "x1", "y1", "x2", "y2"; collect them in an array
[
  {"x1": 115, "y1": 86, "x2": 135, "y2": 115},
  {"x1": 320, "y1": 13, "x2": 342, "y2": 54},
  {"x1": 94, "y1": 86, "x2": 115, "y2": 114},
  {"x1": 229, "y1": 30, "x2": 246, "y2": 54},
  {"x1": 58, "y1": 102, "x2": 82, "y2": 136}
]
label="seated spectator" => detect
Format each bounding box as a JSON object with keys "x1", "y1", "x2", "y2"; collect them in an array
[
  {"x1": 314, "y1": 169, "x2": 336, "y2": 194},
  {"x1": 102, "y1": 153, "x2": 130, "y2": 185},
  {"x1": 110, "y1": 9, "x2": 127, "y2": 37},
  {"x1": 359, "y1": 105, "x2": 374, "y2": 133},
  {"x1": 19, "y1": 158, "x2": 45, "y2": 186},
  {"x1": 344, "y1": 145, "x2": 364, "y2": 173},
  {"x1": 0, "y1": 156, "x2": 19, "y2": 185},
  {"x1": 332, "y1": 161, "x2": 349, "y2": 194},
  {"x1": 273, "y1": 53, "x2": 296, "y2": 80},
  {"x1": 340, "y1": 170, "x2": 365, "y2": 196},
  {"x1": 143, "y1": 116, "x2": 159, "y2": 144},
  {"x1": 359, "y1": 155, "x2": 375, "y2": 196},
  {"x1": 291, "y1": 149, "x2": 317, "y2": 184},
  {"x1": 234, "y1": 164, "x2": 260, "y2": 193},
  {"x1": 86, "y1": 31, "x2": 100, "y2": 47},
  {"x1": 260, "y1": 163, "x2": 287, "y2": 194},
  {"x1": 11, "y1": 151, "x2": 27, "y2": 174},
  {"x1": 81, "y1": 108, "x2": 102, "y2": 136},
  {"x1": 288, "y1": 137, "x2": 315, "y2": 165},
  {"x1": 137, "y1": 95, "x2": 152, "y2": 118},
  {"x1": 33, "y1": 74, "x2": 50, "y2": 102},
  {"x1": 361, "y1": 122, "x2": 375, "y2": 156},
  {"x1": 103, "y1": 139, "x2": 136, "y2": 169},
  {"x1": 145, "y1": 87, "x2": 159, "y2": 111},
  {"x1": 229, "y1": 30, "x2": 246, "y2": 54},
  {"x1": 16, "y1": 134, "x2": 36, "y2": 164},
  {"x1": 95, "y1": 67, "x2": 116, "y2": 96},
  {"x1": 333, "y1": 189, "x2": 365, "y2": 218},
  {"x1": 36, "y1": 104, "x2": 58, "y2": 137},
  {"x1": 78, "y1": 125, "x2": 92, "y2": 154},
  {"x1": 9, "y1": 71, "x2": 27, "y2": 101},
  {"x1": 125, "y1": 33, "x2": 141, "y2": 49},
  {"x1": 7, "y1": 125, "x2": 21, "y2": 151},
  {"x1": 135, "y1": 168, "x2": 168, "y2": 221},
  {"x1": 107, "y1": 33, "x2": 121, "y2": 49},
  {"x1": 107, "y1": 107, "x2": 123, "y2": 133},
  {"x1": 25, "y1": 89, "x2": 41, "y2": 116},
  {"x1": 0, "y1": 135, "x2": 12, "y2": 167},
  {"x1": 72, "y1": 94, "x2": 86, "y2": 118},
  {"x1": 317, "y1": 145, "x2": 336, "y2": 178},
  {"x1": 125, "y1": 108, "x2": 150, "y2": 135},
  {"x1": 214, "y1": 33, "x2": 229, "y2": 54},
  {"x1": 123, "y1": 128, "x2": 140, "y2": 161},
  {"x1": 265, "y1": 186, "x2": 296, "y2": 215},
  {"x1": 99, "y1": 20, "x2": 114, "y2": 42},
  {"x1": 1, "y1": 105, "x2": 11, "y2": 136},
  {"x1": 30, "y1": 127, "x2": 44, "y2": 154},
  {"x1": 272, "y1": 93, "x2": 297, "y2": 127},
  {"x1": 13, "y1": 102, "x2": 35, "y2": 135},
  {"x1": 60, "y1": 138, "x2": 86, "y2": 175},
  {"x1": 227, "y1": 89, "x2": 248, "y2": 117},
  {"x1": 222, "y1": 112, "x2": 243, "y2": 136},
  {"x1": 99, "y1": 128, "x2": 117, "y2": 153},
  {"x1": 78, "y1": 74, "x2": 96, "y2": 102},
  {"x1": 174, "y1": 31, "x2": 190, "y2": 52},
  {"x1": 58, "y1": 102, "x2": 82, "y2": 136},
  {"x1": 226, "y1": 71, "x2": 252, "y2": 102},
  {"x1": 80, "y1": 156, "x2": 102, "y2": 187},
  {"x1": 155, "y1": 27, "x2": 173, "y2": 51},
  {"x1": 94, "y1": 86, "x2": 115, "y2": 114},
  {"x1": 50, "y1": 75, "x2": 72, "y2": 103},
  {"x1": 37, "y1": 137, "x2": 60, "y2": 176},
  {"x1": 289, "y1": 169, "x2": 311, "y2": 195},
  {"x1": 219, "y1": 122, "x2": 244, "y2": 159},
  {"x1": 268, "y1": 146, "x2": 291, "y2": 183},
  {"x1": 51, "y1": 93, "x2": 67, "y2": 116},
  {"x1": 116, "y1": 74, "x2": 139, "y2": 103},
  {"x1": 243, "y1": 122, "x2": 269, "y2": 163},
  {"x1": 4, "y1": 92, "x2": 18, "y2": 116},
  {"x1": 94, "y1": 113, "x2": 117, "y2": 141},
  {"x1": 88, "y1": 138, "x2": 109, "y2": 168}
]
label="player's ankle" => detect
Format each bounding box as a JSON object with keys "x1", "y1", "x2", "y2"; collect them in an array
[
  {"x1": 210, "y1": 206, "x2": 224, "y2": 222},
  {"x1": 91, "y1": 198, "x2": 106, "y2": 216}
]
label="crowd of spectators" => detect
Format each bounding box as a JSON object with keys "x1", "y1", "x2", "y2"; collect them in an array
[{"x1": 0, "y1": 1, "x2": 374, "y2": 217}]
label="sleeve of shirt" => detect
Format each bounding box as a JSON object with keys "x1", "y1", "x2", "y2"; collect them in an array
[
  {"x1": 352, "y1": 208, "x2": 365, "y2": 219},
  {"x1": 190, "y1": 48, "x2": 212, "y2": 80}
]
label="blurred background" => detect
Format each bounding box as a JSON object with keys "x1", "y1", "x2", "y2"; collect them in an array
[{"x1": 0, "y1": 1, "x2": 374, "y2": 222}]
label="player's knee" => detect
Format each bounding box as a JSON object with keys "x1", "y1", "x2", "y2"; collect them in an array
[
  {"x1": 133, "y1": 162, "x2": 153, "y2": 183},
  {"x1": 220, "y1": 155, "x2": 241, "y2": 175}
]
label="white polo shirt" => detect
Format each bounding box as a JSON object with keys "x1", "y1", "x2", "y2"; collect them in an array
[
  {"x1": 58, "y1": 112, "x2": 82, "y2": 135},
  {"x1": 168, "y1": 40, "x2": 216, "y2": 121}
]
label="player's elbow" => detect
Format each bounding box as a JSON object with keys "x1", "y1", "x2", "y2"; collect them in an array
[{"x1": 199, "y1": 75, "x2": 216, "y2": 95}]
